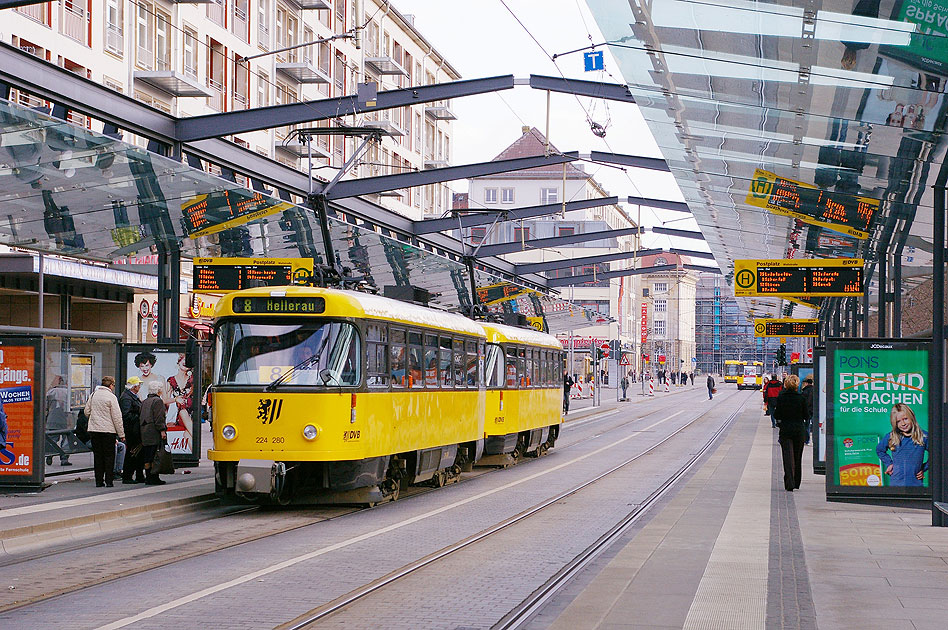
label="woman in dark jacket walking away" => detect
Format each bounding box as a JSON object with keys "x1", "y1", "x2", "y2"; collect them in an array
[
  {"x1": 140, "y1": 380, "x2": 168, "y2": 485},
  {"x1": 773, "y1": 375, "x2": 808, "y2": 491}
]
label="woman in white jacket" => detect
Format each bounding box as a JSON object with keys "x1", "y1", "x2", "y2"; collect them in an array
[{"x1": 83, "y1": 376, "x2": 125, "y2": 487}]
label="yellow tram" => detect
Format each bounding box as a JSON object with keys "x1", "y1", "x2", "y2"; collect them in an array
[
  {"x1": 737, "y1": 361, "x2": 763, "y2": 390},
  {"x1": 481, "y1": 322, "x2": 564, "y2": 465},
  {"x1": 208, "y1": 286, "x2": 563, "y2": 505},
  {"x1": 724, "y1": 360, "x2": 742, "y2": 384}
]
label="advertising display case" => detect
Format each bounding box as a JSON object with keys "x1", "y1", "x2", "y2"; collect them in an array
[
  {"x1": 0, "y1": 336, "x2": 44, "y2": 490},
  {"x1": 826, "y1": 338, "x2": 931, "y2": 499}
]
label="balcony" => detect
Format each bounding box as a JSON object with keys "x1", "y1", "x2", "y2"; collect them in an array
[
  {"x1": 359, "y1": 119, "x2": 406, "y2": 137},
  {"x1": 365, "y1": 56, "x2": 408, "y2": 77},
  {"x1": 276, "y1": 61, "x2": 331, "y2": 84},
  {"x1": 60, "y1": 3, "x2": 90, "y2": 45},
  {"x1": 425, "y1": 105, "x2": 456, "y2": 121},
  {"x1": 134, "y1": 70, "x2": 214, "y2": 97},
  {"x1": 285, "y1": 0, "x2": 330, "y2": 8},
  {"x1": 276, "y1": 139, "x2": 332, "y2": 159}
]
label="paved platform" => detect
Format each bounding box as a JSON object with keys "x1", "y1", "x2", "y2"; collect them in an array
[{"x1": 539, "y1": 400, "x2": 948, "y2": 630}]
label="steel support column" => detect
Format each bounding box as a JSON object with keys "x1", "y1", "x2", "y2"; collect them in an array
[
  {"x1": 932, "y1": 169, "x2": 946, "y2": 526},
  {"x1": 863, "y1": 274, "x2": 871, "y2": 337},
  {"x1": 157, "y1": 243, "x2": 180, "y2": 344},
  {"x1": 893, "y1": 252, "x2": 903, "y2": 336},
  {"x1": 878, "y1": 250, "x2": 887, "y2": 337}
]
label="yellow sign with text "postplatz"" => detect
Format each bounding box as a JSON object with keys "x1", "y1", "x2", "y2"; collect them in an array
[
  {"x1": 733, "y1": 259, "x2": 864, "y2": 297},
  {"x1": 754, "y1": 319, "x2": 820, "y2": 338}
]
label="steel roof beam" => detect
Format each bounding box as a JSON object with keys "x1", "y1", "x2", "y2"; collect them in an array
[
  {"x1": 590, "y1": 152, "x2": 669, "y2": 172},
  {"x1": 528, "y1": 74, "x2": 636, "y2": 104},
  {"x1": 684, "y1": 264, "x2": 722, "y2": 274},
  {"x1": 323, "y1": 152, "x2": 579, "y2": 199},
  {"x1": 414, "y1": 196, "x2": 618, "y2": 235},
  {"x1": 515, "y1": 248, "x2": 663, "y2": 274},
  {"x1": 177, "y1": 75, "x2": 515, "y2": 141},
  {"x1": 627, "y1": 196, "x2": 690, "y2": 212},
  {"x1": 651, "y1": 226, "x2": 707, "y2": 240},
  {"x1": 547, "y1": 264, "x2": 679, "y2": 288},
  {"x1": 670, "y1": 248, "x2": 716, "y2": 260},
  {"x1": 475, "y1": 226, "x2": 644, "y2": 258}
]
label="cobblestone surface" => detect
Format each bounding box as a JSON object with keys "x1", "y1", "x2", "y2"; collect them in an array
[{"x1": 0, "y1": 389, "x2": 742, "y2": 630}]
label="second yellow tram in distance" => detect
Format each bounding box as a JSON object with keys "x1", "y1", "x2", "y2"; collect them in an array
[
  {"x1": 208, "y1": 285, "x2": 564, "y2": 505},
  {"x1": 724, "y1": 360, "x2": 742, "y2": 384}
]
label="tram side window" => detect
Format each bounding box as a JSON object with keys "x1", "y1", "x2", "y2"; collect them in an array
[
  {"x1": 478, "y1": 341, "x2": 485, "y2": 385},
  {"x1": 505, "y1": 347, "x2": 518, "y2": 388},
  {"x1": 424, "y1": 334, "x2": 438, "y2": 388},
  {"x1": 524, "y1": 350, "x2": 533, "y2": 388},
  {"x1": 465, "y1": 340, "x2": 478, "y2": 387},
  {"x1": 409, "y1": 331, "x2": 423, "y2": 388},
  {"x1": 453, "y1": 338, "x2": 465, "y2": 387},
  {"x1": 391, "y1": 328, "x2": 406, "y2": 388},
  {"x1": 440, "y1": 337, "x2": 452, "y2": 388},
  {"x1": 517, "y1": 347, "x2": 527, "y2": 388},
  {"x1": 532, "y1": 349, "x2": 540, "y2": 387},
  {"x1": 366, "y1": 324, "x2": 389, "y2": 388},
  {"x1": 485, "y1": 343, "x2": 502, "y2": 388}
]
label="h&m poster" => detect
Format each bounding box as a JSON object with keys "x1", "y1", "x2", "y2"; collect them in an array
[
  {"x1": 123, "y1": 345, "x2": 195, "y2": 457},
  {"x1": 827, "y1": 339, "x2": 930, "y2": 499}
]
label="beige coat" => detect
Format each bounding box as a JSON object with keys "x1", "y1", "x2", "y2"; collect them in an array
[{"x1": 83, "y1": 386, "x2": 125, "y2": 439}]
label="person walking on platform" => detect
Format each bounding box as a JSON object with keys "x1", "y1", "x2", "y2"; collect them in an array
[
  {"x1": 690, "y1": 371, "x2": 695, "y2": 386},
  {"x1": 140, "y1": 380, "x2": 167, "y2": 485},
  {"x1": 801, "y1": 376, "x2": 814, "y2": 445},
  {"x1": 773, "y1": 375, "x2": 808, "y2": 491},
  {"x1": 563, "y1": 370, "x2": 574, "y2": 414},
  {"x1": 764, "y1": 375, "x2": 782, "y2": 428},
  {"x1": 83, "y1": 376, "x2": 125, "y2": 488},
  {"x1": 706, "y1": 374, "x2": 715, "y2": 400},
  {"x1": 119, "y1": 376, "x2": 145, "y2": 484}
]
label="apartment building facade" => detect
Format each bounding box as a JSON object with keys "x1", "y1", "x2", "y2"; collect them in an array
[
  {"x1": 639, "y1": 253, "x2": 697, "y2": 376},
  {"x1": 6, "y1": 0, "x2": 458, "y2": 219},
  {"x1": 461, "y1": 127, "x2": 643, "y2": 375}
]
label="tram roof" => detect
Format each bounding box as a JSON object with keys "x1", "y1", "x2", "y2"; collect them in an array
[
  {"x1": 216, "y1": 286, "x2": 487, "y2": 338},
  {"x1": 586, "y1": 0, "x2": 941, "y2": 322},
  {"x1": 480, "y1": 322, "x2": 563, "y2": 350}
]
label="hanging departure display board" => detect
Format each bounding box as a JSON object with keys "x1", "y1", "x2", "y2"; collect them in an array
[
  {"x1": 753, "y1": 318, "x2": 820, "y2": 338},
  {"x1": 746, "y1": 169, "x2": 877, "y2": 239},
  {"x1": 734, "y1": 259, "x2": 864, "y2": 297},
  {"x1": 192, "y1": 258, "x2": 313, "y2": 293},
  {"x1": 182, "y1": 191, "x2": 293, "y2": 239}
]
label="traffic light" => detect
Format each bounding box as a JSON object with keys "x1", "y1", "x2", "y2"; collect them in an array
[
  {"x1": 776, "y1": 344, "x2": 787, "y2": 366},
  {"x1": 609, "y1": 340, "x2": 620, "y2": 357}
]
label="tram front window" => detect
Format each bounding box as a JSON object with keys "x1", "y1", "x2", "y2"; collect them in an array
[{"x1": 216, "y1": 321, "x2": 361, "y2": 386}]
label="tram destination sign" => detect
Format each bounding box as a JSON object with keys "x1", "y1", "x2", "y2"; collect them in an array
[
  {"x1": 754, "y1": 318, "x2": 820, "y2": 338},
  {"x1": 193, "y1": 257, "x2": 313, "y2": 293},
  {"x1": 746, "y1": 169, "x2": 876, "y2": 239},
  {"x1": 734, "y1": 259, "x2": 864, "y2": 297}
]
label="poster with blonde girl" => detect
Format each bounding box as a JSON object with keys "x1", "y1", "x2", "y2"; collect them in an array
[{"x1": 876, "y1": 403, "x2": 928, "y2": 487}]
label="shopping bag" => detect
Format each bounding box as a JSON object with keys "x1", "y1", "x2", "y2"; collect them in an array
[
  {"x1": 711, "y1": 388, "x2": 717, "y2": 394},
  {"x1": 153, "y1": 443, "x2": 175, "y2": 475}
]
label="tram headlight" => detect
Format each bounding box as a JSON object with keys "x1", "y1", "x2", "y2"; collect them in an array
[
  {"x1": 302, "y1": 424, "x2": 319, "y2": 441},
  {"x1": 221, "y1": 424, "x2": 237, "y2": 441}
]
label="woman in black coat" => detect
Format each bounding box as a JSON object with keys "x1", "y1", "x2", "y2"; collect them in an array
[{"x1": 772, "y1": 374, "x2": 809, "y2": 491}]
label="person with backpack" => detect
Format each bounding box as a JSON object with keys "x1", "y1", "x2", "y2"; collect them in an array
[
  {"x1": 83, "y1": 376, "x2": 125, "y2": 488},
  {"x1": 764, "y1": 375, "x2": 783, "y2": 428}
]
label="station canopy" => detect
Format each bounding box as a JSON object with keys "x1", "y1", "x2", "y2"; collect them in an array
[
  {"x1": 0, "y1": 99, "x2": 605, "y2": 333},
  {"x1": 586, "y1": 0, "x2": 942, "y2": 320}
]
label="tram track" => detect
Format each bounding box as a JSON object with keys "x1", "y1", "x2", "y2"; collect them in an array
[
  {"x1": 1, "y1": 389, "x2": 743, "y2": 620},
  {"x1": 277, "y1": 390, "x2": 750, "y2": 630}
]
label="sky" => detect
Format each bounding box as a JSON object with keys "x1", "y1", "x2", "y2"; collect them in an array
[{"x1": 390, "y1": 0, "x2": 709, "y2": 256}]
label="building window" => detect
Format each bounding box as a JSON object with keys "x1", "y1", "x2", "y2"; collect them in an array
[
  {"x1": 484, "y1": 188, "x2": 498, "y2": 204},
  {"x1": 470, "y1": 226, "x2": 486, "y2": 242},
  {"x1": 558, "y1": 226, "x2": 574, "y2": 237},
  {"x1": 257, "y1": 0, "x2": 270, "y2": 49},
  {"x1": 654, "y1": 320, "x2": 667, "y2": 337},
  {"x1": 183, "y1": 28, "x2": 198, "y2": 78},
  {"x1": 654, "y1": 282, "x2": 668, "y2": 293},
  {"x1": 514, "y1": 227, "x2": 530, "y2": 242},
  {"x1": 501, "y1": 188, "x2": 515, "y2": 204},
  {"x1": 257, "y1": 71, "x2": 270, "y2": 107},
  {"x1": 654, "y1": 299, "x2": 667, "y2": 313},
  {"x1": 105, "y1": 0, "x2": 123, "y2": 55},
  {"x1": 540, "y1": 187, "x2": 558, "y2": 204}
]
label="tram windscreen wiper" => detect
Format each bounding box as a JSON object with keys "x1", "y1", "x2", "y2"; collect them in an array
[{"x1": 266, "y1": 354, "x2": 320, "y2": 391}]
